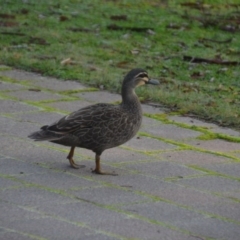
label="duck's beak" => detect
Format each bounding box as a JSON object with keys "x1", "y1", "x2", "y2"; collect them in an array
[{"x1": 146, "y1": 79, "x2": 160, "y2": 85}]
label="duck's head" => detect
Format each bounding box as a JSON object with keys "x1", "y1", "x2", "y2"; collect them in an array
[{"x1": 122, "y1": 68, "x2": 159, "y2": 89}]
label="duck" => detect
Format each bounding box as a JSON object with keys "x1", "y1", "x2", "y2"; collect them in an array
[{"x1": 28, "y1": 68, "x2": 159, "y2": 175}]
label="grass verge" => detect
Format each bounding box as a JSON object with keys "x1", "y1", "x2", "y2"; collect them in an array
[{"x1": 0, "y1": 0, "x2": 240, "y2": 128}]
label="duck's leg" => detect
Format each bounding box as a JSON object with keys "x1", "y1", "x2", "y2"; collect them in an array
[
  {"x1": 67, "y1": 146, "x2": 85, "y2": 169},
  {"x1": 92, "y1": 154, "x2": 118, "y2": 176}
]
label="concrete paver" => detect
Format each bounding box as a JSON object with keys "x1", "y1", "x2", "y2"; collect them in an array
[
  {"x1": 0, "y1": 99, "x2": 39, "y2": 113},
  {"x1": 201, "y1": 162, "x2": 240, "y2": 178},
  {"x1": 46, "y1": 100, "x2": 91, "y2": 113},
  {"x1": 119, "y1": 160, "x2": 200, "y2": 179},
  {"x1": 122, "y1": 135, "x2": 177, "y2": 151},
  {"x1": 185, "y1": 139, "x2": 240, "y2": 152},
  {"x1": 178, "y1": 175, "x2": 240, "y2": 193},
  {"x1": 74, "y1": 91, "x2": 121, "y2": 103},
  {"x1": 0, "y1": 81, "x2": 26, "y2": 91},
  {"x1": 169, "y1": 115, "x2": 240, "y2": 137},
  {"x1": 141, "y1": 118, "x2": 202, "y2": 140},
  {"x1": 11, "y1": 111, "x2": 65, "y2": 125},
  {"x1": 0, "y1": 67, "x2": 240, "y2": 240},
  {"x1": 158, "y1": 150, "x2": 232, "y2": 165},
  {"x1": 6, "y1": 90, "x2": 63, "y2": 102},
  {"x1": 121, "y1": 201, "x2": 240, "y2": 240}
]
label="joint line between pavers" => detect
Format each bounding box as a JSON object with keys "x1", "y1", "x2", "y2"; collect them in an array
[
  {"x1": 139, "y1": 132, "x2": 240, "y2": 162},
  {"x1": 58, "y1": 87, "x2": 99, "y2": 95},
  {"x1": 144, "y1": 113, "x2": 240, "y2": 143},
  {"x1": 120, "y1": 144, "x2": 184, "y2": 155},
  {"x1": 12, "y1": 202, "x2": 129, "y2": 240},
  {"x1": 131, "y1": 190, "x2": 240, "y2": 226},
  {"x1": 0, "y1": 226, "x2": 47, "y2": 240}
]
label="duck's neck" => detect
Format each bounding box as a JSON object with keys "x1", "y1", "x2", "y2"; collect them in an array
[{"x1": 121, "y1": 86, "x2": 142, "y2": 112}]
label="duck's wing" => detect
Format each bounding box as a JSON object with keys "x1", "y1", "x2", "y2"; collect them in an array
[{"x1": 43, "y1": 103, "x2": 121, "y2": 136}]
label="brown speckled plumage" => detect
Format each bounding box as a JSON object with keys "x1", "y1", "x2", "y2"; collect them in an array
[{"x1": 28, "y1": 68, "x2": 159, "y2": 175}]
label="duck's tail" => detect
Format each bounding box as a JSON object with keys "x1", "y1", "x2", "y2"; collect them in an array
[{"x1": 28, "y1": 129, "x2": 62, "y2": 142}]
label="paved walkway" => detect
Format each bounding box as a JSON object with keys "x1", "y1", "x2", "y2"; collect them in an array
[{"x1": 0, "y1": 66, "x2": 240, "y2": 240}]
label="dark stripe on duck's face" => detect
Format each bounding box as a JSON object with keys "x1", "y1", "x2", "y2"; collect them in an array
[
  {"x1": 135, "y1": 72, "x2": 149, "y2": 87},
  {"x1": 134, "y1": 71, "x2": 159, "y2": 87}
]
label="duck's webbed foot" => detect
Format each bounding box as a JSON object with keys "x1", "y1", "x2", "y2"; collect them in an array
[
  {"x1": 67, "y1": 146, "x2": 85, "y2": 169},
  {"x1": 92, "y1": 154, "x2": 118, "y2": 176},
  {"x1": 91, "y1": 168, "x2": 118, "y2": 176},
  {"x1": 68, "y1": 157, "x2": 85, "y2": 169}
]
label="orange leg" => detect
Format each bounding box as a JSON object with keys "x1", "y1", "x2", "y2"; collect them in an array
[
  {"x1": 92, "y1": 154, "x2": 118, "y2": 176},
  {"x1": 67, "y1": 146, "x2": 84, "y2": 169}
]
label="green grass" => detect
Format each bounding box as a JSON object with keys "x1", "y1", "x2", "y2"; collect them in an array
[{"x1": 0, "y1": 0, "x2": 240, "y2": 128}]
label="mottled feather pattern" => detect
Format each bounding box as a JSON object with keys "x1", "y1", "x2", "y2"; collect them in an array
[{"x1": 47, "y1": 102, "x2": 142, "y2": 153}]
